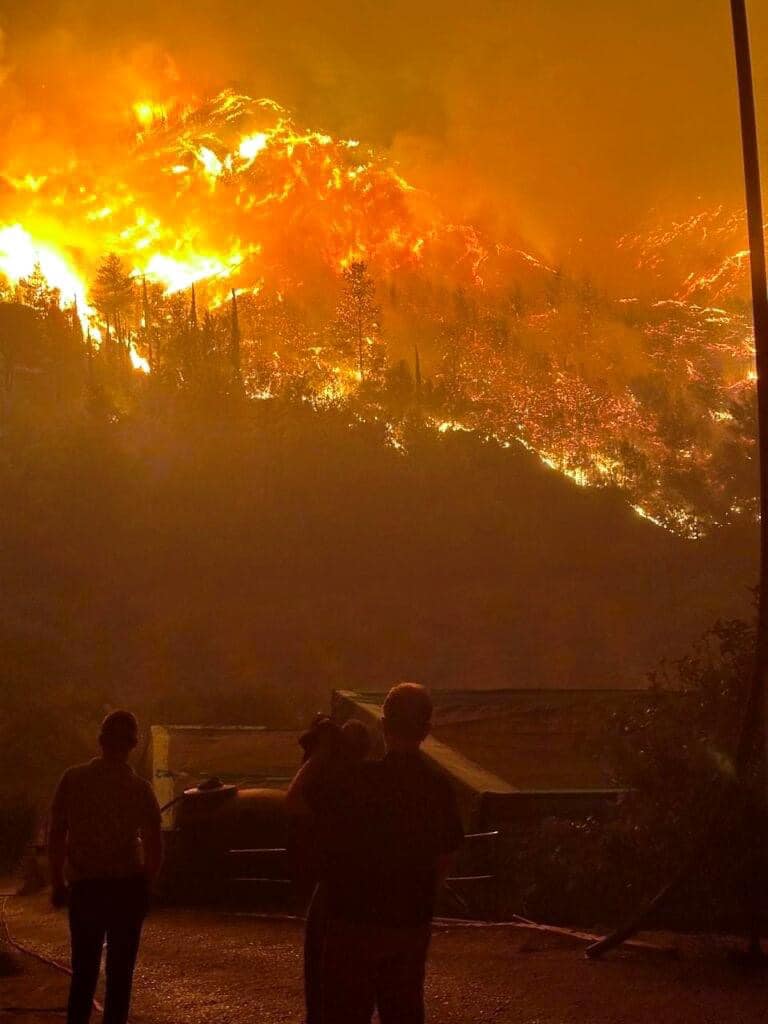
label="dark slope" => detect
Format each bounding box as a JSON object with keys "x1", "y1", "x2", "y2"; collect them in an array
[{"x1": 0, "y1": 403, "x2": 755, "y2": 733}]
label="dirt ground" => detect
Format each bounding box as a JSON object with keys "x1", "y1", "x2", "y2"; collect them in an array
[{"x1": 5, "y1": 890, "x2": 768, "y2": 1024}]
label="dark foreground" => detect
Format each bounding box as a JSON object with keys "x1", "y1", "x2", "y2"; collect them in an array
[{"x1": 5, "y1": 890, "x2": 768, "y2": 1023}]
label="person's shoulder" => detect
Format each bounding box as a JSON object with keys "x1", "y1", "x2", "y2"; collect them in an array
[
  {"x1": 52, "y1": 760, "x2": 97, "y2": 801},
  {"x1": 417, "y1": 756, "x2": 455, "y2": 795},
  {"x1": 62, "y1": 760, "x2": 99, "y2": 783}
]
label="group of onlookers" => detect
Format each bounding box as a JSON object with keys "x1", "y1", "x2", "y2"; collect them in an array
[{"x1": 48, "y1": 682, "x2": 462, "y2": 1023}]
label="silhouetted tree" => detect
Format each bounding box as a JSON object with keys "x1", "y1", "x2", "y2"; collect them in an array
[
  {"x1": 230, "y1": 289, "x2": 241, "y2": 375},
  {"x1": 91, "y1": 254, "x2": 134, "y2": 345},
  {"x1": 334, "y1": 261, "x2": 382, "y2": 382},
  {"x1": 16, "y1": 262, "x2": 58, "y2": 314}
]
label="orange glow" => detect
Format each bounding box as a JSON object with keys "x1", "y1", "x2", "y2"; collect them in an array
[
  {"x1": 0, "y1": 224, "x2": 92, "y2": 326},
  {"x1": 0, "y1": 85, "x2": 759, "y2": 535},
  {"x1": 239, "y1": 133, "x2": 269, "y2": 161},
  {"x1": 0, "y1": 89, "x2": 447, "y2": 303},
  {"x1": 133, "y1": 100, "x2": 168, "y2": 128}
]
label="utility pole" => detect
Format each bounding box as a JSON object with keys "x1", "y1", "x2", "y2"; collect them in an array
[
  {"x1": 730, "y1": 0, "x2": 768, "y2": 958},
  {"x1": 731, "y1": 0, "x2": 768, "y2": 770}
]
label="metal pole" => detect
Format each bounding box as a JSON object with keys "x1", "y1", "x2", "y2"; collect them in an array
[
  {"x1": 731, "y1": 1, "x2": 768, "y2": 765},
  {"x1": 730, "y1": 0, "x2": 768, "y2": 958}
]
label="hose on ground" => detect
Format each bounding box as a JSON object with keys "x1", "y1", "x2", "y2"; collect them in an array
[{"x1": 0, "y1": 894, "x2": 104, "y2": 1016}]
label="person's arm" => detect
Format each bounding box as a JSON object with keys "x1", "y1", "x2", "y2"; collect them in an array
[
  {"x1": 141, "y1": 785, "x2": 164, "y2": 883},
  {"x1": 286, "y1": 717, "x2": 342, "y2": 817},
  {"x1": 48, "y1": 772, "x2": 69, "y2": 907},
  {"x1": 285, "y1": 748, "x2": 331, "y2": 817}
]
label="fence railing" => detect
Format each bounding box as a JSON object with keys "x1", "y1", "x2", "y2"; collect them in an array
[
  {"x1": 444, "y1": 829, "x2": 500, "y2": 920},
  {"x1": 225, "y1": 829, "x2": 503, "y2": 920}
]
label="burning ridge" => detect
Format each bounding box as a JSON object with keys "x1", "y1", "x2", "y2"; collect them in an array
[{"x1": 0, "y1": 89, "x2": 760, "y2": 537}]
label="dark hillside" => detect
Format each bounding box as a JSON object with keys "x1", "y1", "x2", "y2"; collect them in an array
[{"x1": 0, "y1": 400, "x2": 755, "y2": 713}]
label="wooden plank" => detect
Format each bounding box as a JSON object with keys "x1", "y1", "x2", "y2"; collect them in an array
[{"x1": 150, "y1": 725, "x2": 176, "y2": 828}]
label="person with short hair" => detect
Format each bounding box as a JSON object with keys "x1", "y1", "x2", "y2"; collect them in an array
[
  {"x1": 49, "y1": 710, "x2": 163, "y2": 1024},
  {"x1": 288, "y1": 683, "x2": 463, "y2": 1024}
]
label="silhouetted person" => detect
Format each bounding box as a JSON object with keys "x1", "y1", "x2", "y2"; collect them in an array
[
  {"x1": 298, "y1": 717, "x2": 372, "y2": 1024},
  {"x1": 48, "y1": 710, "x2": 163, "y2": 1024},
  {"x1": 288, "y1": 683, "x2": 463, "y2": 1024}
]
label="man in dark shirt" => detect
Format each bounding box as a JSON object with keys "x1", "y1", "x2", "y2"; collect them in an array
[
  {"x1": 49, "y1": 710, "x2": 163, "y2": 1024},
  {"x1": 287, "y1": 683, "x2": 464, "y2": 1024}
]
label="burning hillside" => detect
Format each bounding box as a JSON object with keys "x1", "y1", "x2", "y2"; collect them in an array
[
  {"x1": 0, "y1": 88, "x2": 528, "y2": 303},
  {"x1": 0, "y1": 87, "x2": 760, "y2": 537}
]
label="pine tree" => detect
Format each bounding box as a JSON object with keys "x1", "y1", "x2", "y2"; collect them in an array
[
  {"x1": 85, "y1": 326, "x2": 94, "y2": 383},
  {"x1": 91, "y1": 254, "x2": 134, "y2": 345},
  {"x1": 140, "y1": 278, "x2": 166, "y2": 374},
  {"x1": 141, "y1": 277, "x2": 153, "y2": 371},
  {"x1": 70, "y1": 297, "x2": 84, "y2": 345},
  {"x1": 202, "y1": 310, "x2": 215, "y2": 359},
  {"x1": 333, "y1": 261, "x2": 382, "y2": 383},
  {"x1": 16, "y1": 262, "x2": 57, "y2": 314},
  {"x1": 230, "y1": 289, "x2": 241, "y2": 374}
]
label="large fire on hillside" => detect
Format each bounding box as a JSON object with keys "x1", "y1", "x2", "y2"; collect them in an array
[
  {"x1": 0, "y1": 86, "x2": 760, "y2": 537},
  {"x1": 0, "y1": 89, "x2": 495, "y2": 303}
]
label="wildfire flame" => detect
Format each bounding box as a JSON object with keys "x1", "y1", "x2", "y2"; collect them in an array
[
  {"x1": 0, "y1": 86, "x2": 760, "y2": 535},
  {"x1": 0, "y1": 223, "x2": 89, "y2": 314},
  {"x1": 0, "y1": 90, "x2": 451, "y2": 304}
]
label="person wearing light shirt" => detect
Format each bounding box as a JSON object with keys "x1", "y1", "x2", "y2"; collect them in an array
[{"x1": 49, "y1": 710, "x2": 163, "y2": 1024}]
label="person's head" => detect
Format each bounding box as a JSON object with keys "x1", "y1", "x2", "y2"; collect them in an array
[
  {"x1": 382, "y1": 683, "x2": 432, "y2": 751},
  {"x1": 99, "y1": 710, "x2": 139, "y2": 760},
  {"x1": 341, "y1": 719, "x2": 372, "y2": 762}
]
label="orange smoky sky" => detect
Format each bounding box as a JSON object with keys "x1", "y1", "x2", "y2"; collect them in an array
[{"x1": 0, "y1": 0, "x2": 767, "y2": 273}]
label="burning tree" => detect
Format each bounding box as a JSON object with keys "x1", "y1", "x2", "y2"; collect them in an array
[
  {"x1": 91, "y1": 253, "x2": 135, "y2": 346},
  {"x1": 15, "y1": 262, "x2": 59, "y2": 314},
  {"x1": 138, "y1": 277, "x2": 167, "y2": 374},
  {"x1": 333, "y1": 261, "x2": 384, "y2": 384}
]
